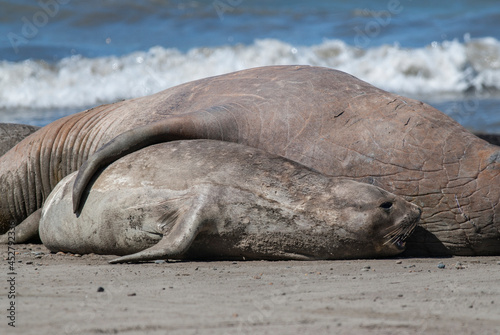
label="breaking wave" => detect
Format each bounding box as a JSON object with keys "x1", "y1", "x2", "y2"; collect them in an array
[{"x1": 1, "y1": 36, "x2": 500, "y2": 109}]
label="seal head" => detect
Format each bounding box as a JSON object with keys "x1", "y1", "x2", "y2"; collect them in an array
[{"x1": 295, "y1": 179, "x2": 421, "y2": 259}]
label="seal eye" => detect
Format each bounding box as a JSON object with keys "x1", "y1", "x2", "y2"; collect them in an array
[{"x1": 380, "y1": 201, "x2": 393, "y2": 212}]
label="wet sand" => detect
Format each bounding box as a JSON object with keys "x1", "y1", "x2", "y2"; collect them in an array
[{"x1": 2, "y1": 243, "x2": 499, "y2": 335}]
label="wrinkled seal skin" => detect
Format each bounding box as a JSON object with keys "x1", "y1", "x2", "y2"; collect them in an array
[
  {"x1": 1, "y1": 65, "x2": 499, "y2": 255},
  {"x1": 0, "y1": 123, "x2": 40, "y2": 157},
  {"x1": 39, "y1": 140, "x2": 421, "y2": 263},
  {"x1": 0, "y1": 123, "x2": 41, "y2": 243}
]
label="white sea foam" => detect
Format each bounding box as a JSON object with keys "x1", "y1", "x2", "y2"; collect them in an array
[{"x1": 1, "y1": 37, "x2": 499, "y2": 109}]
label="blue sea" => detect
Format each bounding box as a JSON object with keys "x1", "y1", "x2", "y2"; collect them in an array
[{"x1": 1, "y1": 0, "x2": 499, "y2": 133}]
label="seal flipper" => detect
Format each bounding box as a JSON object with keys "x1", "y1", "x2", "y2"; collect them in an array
[
  {"x1": 73, "y1": 115, "x2": 198, "y2": 214},
  {"x1": 109, "y1": 189, "x2": 214, "y2": 264},
  {"x1": 73, "y1": 106, "x2": 244, "y2": 214}
]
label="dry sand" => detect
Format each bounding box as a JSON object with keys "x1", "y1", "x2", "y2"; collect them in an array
[{"x1": 2, "y1": 243, "x2": 500, "y2": 335}]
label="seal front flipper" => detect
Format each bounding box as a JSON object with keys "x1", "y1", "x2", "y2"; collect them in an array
[{"x1": 109, "y1": 189, "x2": 215, "y2": 264}]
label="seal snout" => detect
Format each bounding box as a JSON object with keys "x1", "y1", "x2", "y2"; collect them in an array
[
  {"x1": 409, "y1": 204, "x2": 422, "y2": 221},
  {"x1": 383, "y1": 202, "x2": 421, "y2": 250}
]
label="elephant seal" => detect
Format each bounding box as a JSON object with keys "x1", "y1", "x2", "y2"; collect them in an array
[
  {"x1": 72, "y1": 66, "x2": 500, "y2": 256},
  {"x1": 39, "y1": 140, "x2": 421, "y2": 263},
  {"x1": 1, "y1": 65, "x2": 499, "y2": 255},
  {"x1": 0, "y1": 123, "x2": 40, "y2": 157}
]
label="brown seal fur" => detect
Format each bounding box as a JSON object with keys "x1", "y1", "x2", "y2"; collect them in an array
[
  {"x1": 39, "y1": 140, "x2": 421, "y2": 263},
  {"x1": 1, "y1": 66, "x2": 499, "y2": 255}
]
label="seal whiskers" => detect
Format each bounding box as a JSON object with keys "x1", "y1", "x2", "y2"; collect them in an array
[{"x1": 383, "y1": 211, "x2": 421, "y2": 249}]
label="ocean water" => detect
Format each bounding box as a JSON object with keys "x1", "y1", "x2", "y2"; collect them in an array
[{"x1": 0, "y1": 0, "x2": 499, "y2": 132}]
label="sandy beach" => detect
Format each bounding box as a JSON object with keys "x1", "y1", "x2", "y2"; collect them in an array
[{"x1": 2, "y1": 243, "x2": 499, "y2": 335}]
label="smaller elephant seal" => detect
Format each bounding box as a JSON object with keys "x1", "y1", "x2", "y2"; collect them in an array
[
  {"x1": 0, "y1": 123, "x2": 40, "y2": 157},
  {"x1": 40, "y1": 140, "x2": 421, "y2": 263}
]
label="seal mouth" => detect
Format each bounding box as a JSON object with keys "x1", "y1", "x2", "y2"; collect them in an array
[
  {"x1": 394, "y1": 239, "x2": 406, "y2": 250},
  {"x1": 383, "y1": 216, "x2": 419, "y2": 250}
]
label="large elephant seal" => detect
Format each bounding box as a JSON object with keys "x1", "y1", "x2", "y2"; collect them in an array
[
  {"x1": 0, "y1": 123, "x2": 40, "y2": 157},
  {"x1": 73, "y1": 66, "x2": 500, "y2": 256},
  {"x1": 39, "y1": 140, "x2": 421, "y2": 263},
  {"x1": 1, "y1": 66, "x2": 499, "y2": 255}
]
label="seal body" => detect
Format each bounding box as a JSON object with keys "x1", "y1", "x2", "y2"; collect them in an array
[
  {"x1": 2, "y1": 65, "x2": 499, "y2": 255},
  {"x1": 72, "y1": 66, "x2": 500, "y2": 256},
  {"x1": 39, "y1": 140, "x2": 421, "y2": 263}
]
